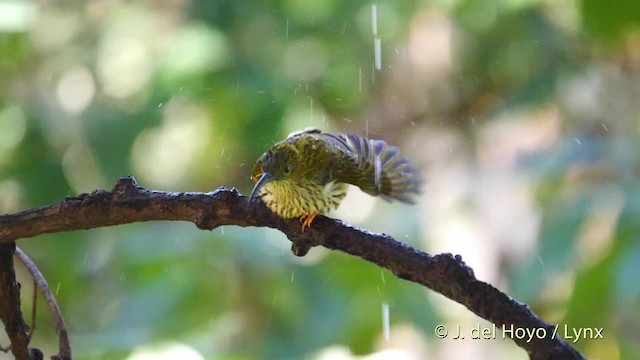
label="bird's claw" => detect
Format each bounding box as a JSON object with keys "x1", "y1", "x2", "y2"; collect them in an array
[{"x1": 299, "y1": 212, "x2": 318, "y2": 232}]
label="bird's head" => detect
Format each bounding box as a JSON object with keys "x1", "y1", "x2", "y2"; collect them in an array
[{"x1": 249, "y1": 142, "x2": 301, "y2": 203}]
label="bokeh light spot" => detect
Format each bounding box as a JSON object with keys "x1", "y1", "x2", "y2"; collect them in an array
[
  {"x1": 56, "y1": 66, "x2": 96, "y2": 114},
  {"x1": 98, "y1": 36, "x2": 152, "y2": 99},
  {"x1": 0, "y1": 106, "x2": 27, "y2": 150}
]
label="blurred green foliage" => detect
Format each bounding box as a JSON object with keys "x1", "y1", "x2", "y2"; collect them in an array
[{"x1": 1, "y1": 0, "x2": 640, "y2": 359}]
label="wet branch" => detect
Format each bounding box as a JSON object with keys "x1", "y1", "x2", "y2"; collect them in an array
[{"x1": 0, "y1": 176, "x2": 584, "y2": 359}]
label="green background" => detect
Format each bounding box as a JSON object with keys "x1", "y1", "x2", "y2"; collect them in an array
[{"x1": 1, "y1": 0, "x2": 639, "y2": 359}]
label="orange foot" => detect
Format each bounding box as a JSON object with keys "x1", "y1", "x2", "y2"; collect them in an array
[{"x1": 299, "y1": 212, "x2": 318, "y2": 232}]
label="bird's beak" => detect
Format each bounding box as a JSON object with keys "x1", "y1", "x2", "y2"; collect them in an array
[{"x1": 248, "y1": 172, "x2": 274, "y2": 205}]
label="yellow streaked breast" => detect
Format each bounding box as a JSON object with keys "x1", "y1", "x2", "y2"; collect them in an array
[{"x1": 260, "y1": 179, "x2": 349, "y2": 218}]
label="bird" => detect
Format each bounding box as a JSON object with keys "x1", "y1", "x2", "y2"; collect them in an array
[{"x1": 248, "y1": 128, "x2": 422, "y2": 231}]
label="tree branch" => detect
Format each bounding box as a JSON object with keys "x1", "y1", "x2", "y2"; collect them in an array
[
  {"x1": 0, "y1": 242, "x2": 42, "y2": 360},
  {"x1": 15, "y1": 248, "x2": 71, "y2": 360},
  {"x1": 0, "y1": 176, "x2": 584, "y2": 359}
]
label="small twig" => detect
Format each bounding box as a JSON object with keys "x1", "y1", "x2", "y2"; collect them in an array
[
  {"x1": 0, "y1": 242, "x2": 34, "y2": 360},
  {"x1": 0, "y1": 280, "x2": 43, "y2": 358},
  {"x1": 15, "y1": 248, "x2": 72, "y2": 360},
  {"x1": 30, "y1": 279, "x2": 37, "y2": 339}
]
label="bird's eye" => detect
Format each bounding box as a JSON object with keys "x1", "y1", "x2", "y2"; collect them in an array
[{"x1": 284, "y1": 165, "x2": 291, "y2": 173}]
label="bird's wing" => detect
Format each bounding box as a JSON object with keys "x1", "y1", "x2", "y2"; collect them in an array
[{"x1": 323, "y1": 132, "x2": 422, "y2": 203}]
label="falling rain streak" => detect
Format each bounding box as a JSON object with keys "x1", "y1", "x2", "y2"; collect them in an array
[
  {"x1": 382, "y1": 302, "x2": 390, "y2": 341},
  {"x1": 285, "y1": 17, "x2": 289, "y2": 39},
  {"x1": 372, "y1": 4, "x2": 382, "y2": 70},
  {"x1": 365, "y1": 120, "x2": 369, "y2": 139},
  {"x1": 371, "y1": 4, "x2": 378, "y2": 35},
  {"x1": 374, "y1": 39, "x2": 382, "y2": 70}
]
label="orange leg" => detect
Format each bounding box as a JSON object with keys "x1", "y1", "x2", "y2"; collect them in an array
[{"x1": 299, "y1": 212, "x2": 318, "y2": 232}]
